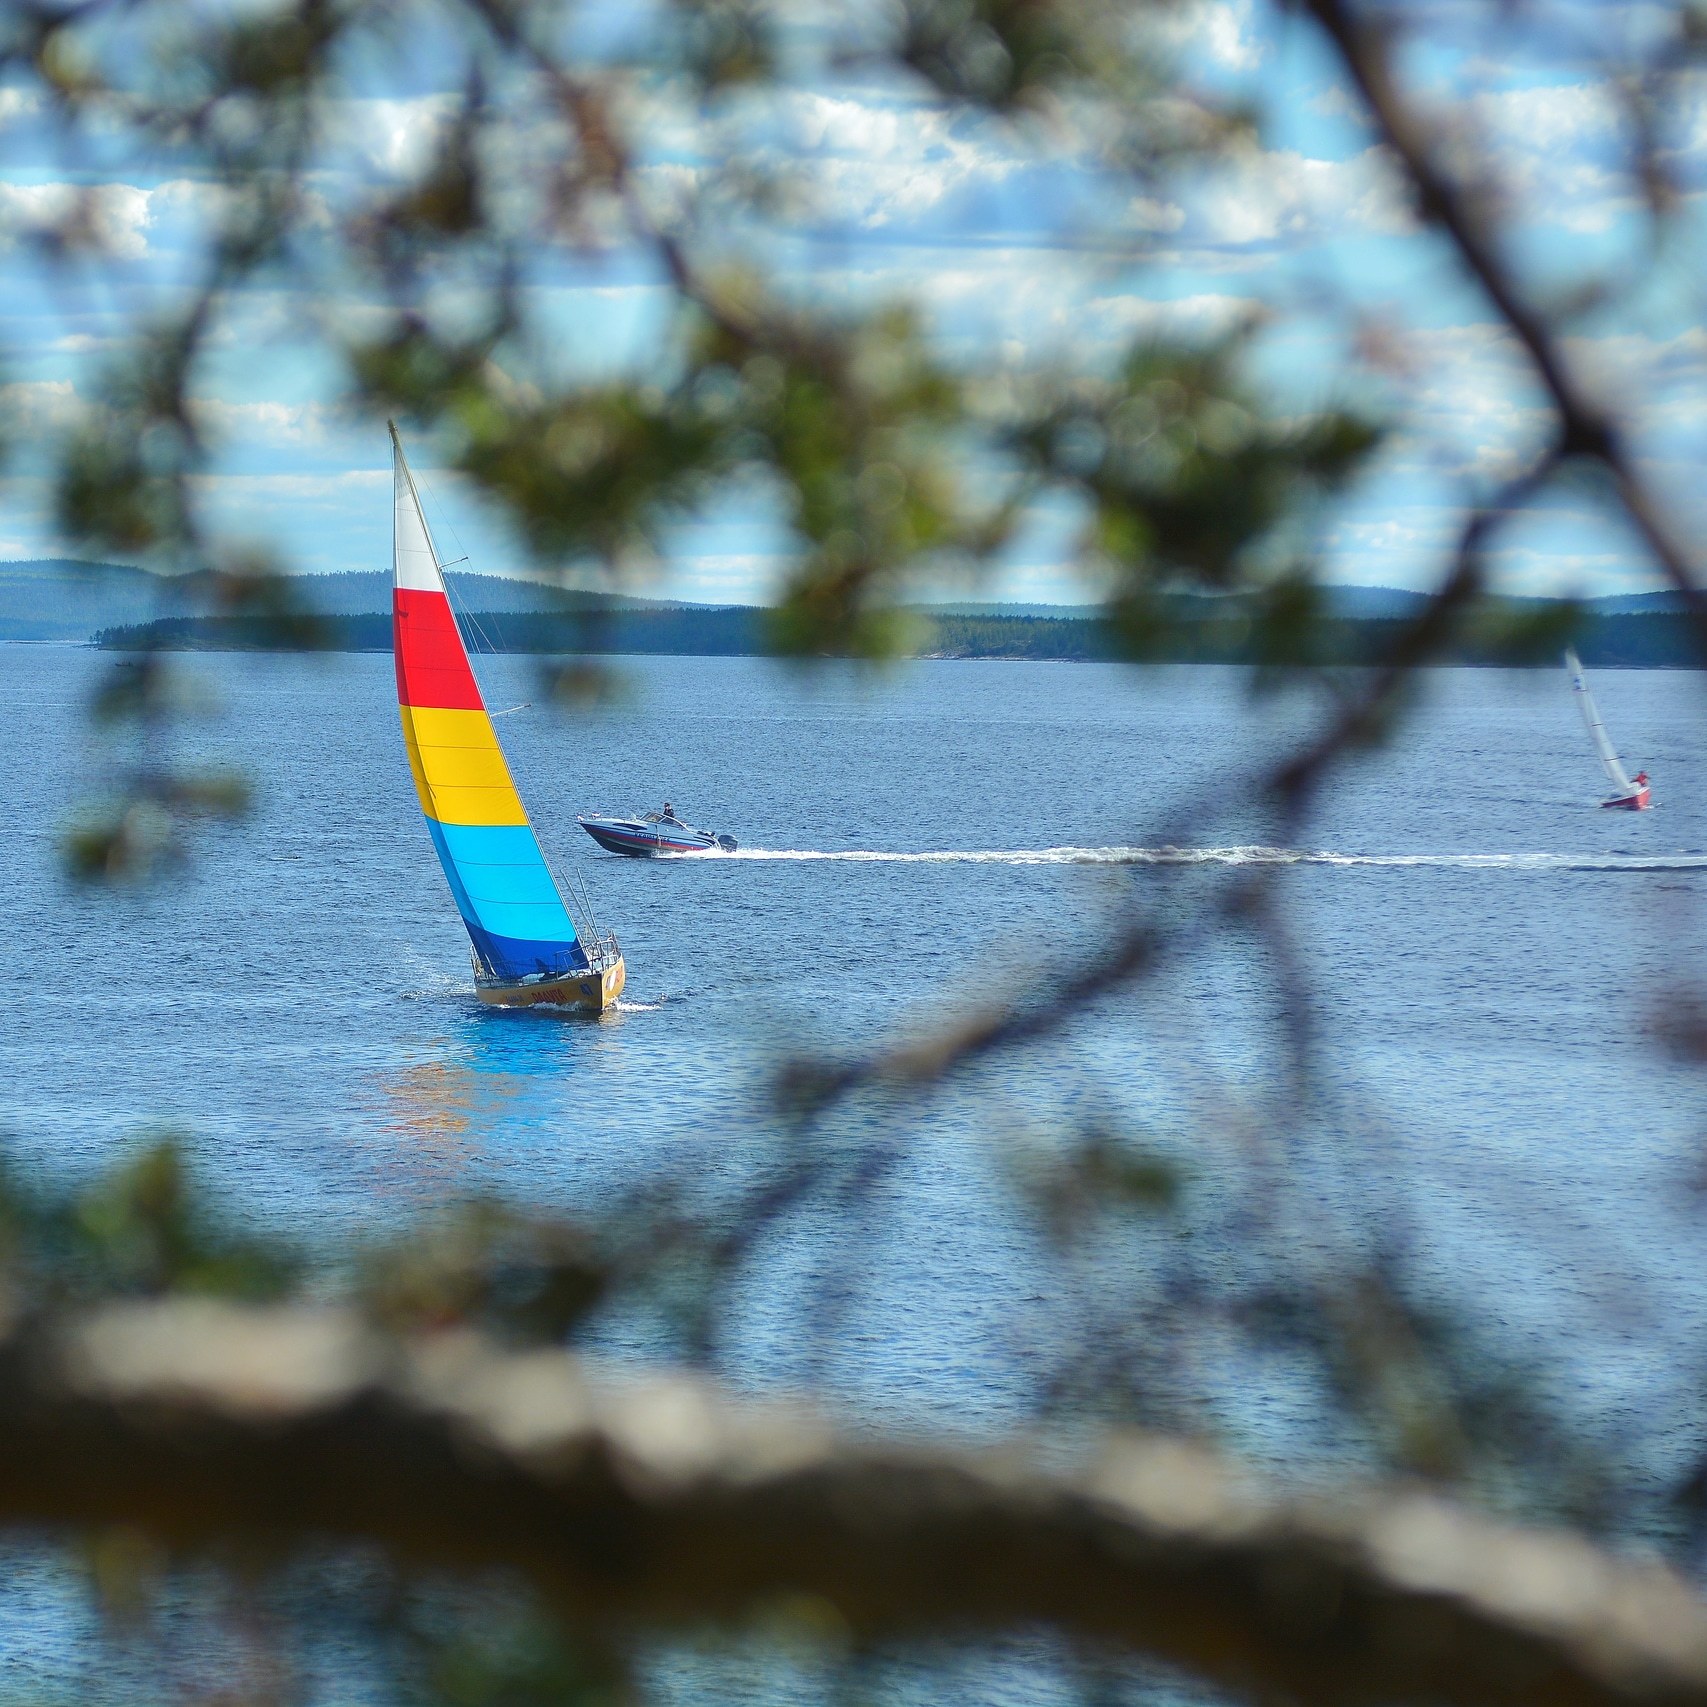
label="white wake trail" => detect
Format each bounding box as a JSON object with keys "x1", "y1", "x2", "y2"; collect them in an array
[{"x1": 713, "y1": 846, "x2": 1707, "y2": 872}]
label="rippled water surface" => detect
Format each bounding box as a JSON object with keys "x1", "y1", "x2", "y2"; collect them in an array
[{"x1": 3, "y1": 645, "x2": 1707, "y2": 1696}]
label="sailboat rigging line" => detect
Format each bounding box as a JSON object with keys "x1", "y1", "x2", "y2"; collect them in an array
[
  {"x1": 443, "y1": 565, "x2": 506, "y2": 661},
  {"x1": 569, "y1": 851, "x2": 605, "y2": 937},
  {"x1": 543, "y1": 847, "x2": 606, "y2": 956},
  {"x1": 572, "y1": 854, "x2": 609, "y2": 948},
  {"x1": 563, "y1": 857, "x2": 603, "y2": 943},
  {"x1": 411, "y1": 460, "x2": 514, "y2": 660},
  {"x1": 396, "y1": 440, "x2": 631, "y2": 935}
]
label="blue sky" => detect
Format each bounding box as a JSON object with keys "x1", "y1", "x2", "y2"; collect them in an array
[{"x1": 2, "y1": 0, "x2": 1705, "y2": 603}]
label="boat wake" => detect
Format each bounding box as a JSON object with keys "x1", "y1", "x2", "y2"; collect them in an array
[{"x1": 715, "y1": 846, "x2": 1707, "y2": 872}]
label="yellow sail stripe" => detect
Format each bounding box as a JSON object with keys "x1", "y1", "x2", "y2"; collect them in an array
[{"x1": 399, "y1": 705, "x2": 528, "y2": 827}]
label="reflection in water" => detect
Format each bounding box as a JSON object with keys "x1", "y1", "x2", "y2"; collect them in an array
[
  {"x1": 355, "y1": 1009, "x2": 624, "y2": 1207},
  {"x1": 356, "y1": 1037, "x2": 524, "y2": 1205}
]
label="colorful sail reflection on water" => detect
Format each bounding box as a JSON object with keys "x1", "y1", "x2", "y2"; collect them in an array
[{"x1": 390, "y1": 423, "x2": 597, "y2": 985}]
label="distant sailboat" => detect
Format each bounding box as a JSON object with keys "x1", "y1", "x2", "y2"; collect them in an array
[
  {"x1": 1564, "y1": 648, "x2": 1651, "y2": 810},
  {"x1": 390, "y1": 422, "x2": 627, "y2": 1008}
]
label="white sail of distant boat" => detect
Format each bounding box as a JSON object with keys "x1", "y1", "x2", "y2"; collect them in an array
[{"x1": 1564, "y1": 648, "x2": 1651, "y2": 809}]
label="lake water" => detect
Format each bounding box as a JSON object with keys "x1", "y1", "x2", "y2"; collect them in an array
[{"x1": 3, "y1": 645, "x2": 1707, "y2": 1697}]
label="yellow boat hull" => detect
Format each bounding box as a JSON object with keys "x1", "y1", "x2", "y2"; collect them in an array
[{"x1": 475, "y1": 956, "x2": 626, "y2": 1012}]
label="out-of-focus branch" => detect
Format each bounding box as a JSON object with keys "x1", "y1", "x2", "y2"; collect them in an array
[
  {"x1": 779, "y1": 866, "x2": 1220, "y2": 1112},
  {"x1": 1275, "y1": 447, "x2": 1559, "y2": 803},
  {"x1": 7, "y1": 1298, "x2": 1707, "y2": 1707},
  {"x1": 781, "y1": 444, "x2": 1548, "y2": 1113},
  {"x1": 1303, "y1": 0, "x2": 1707, "y2": 631}
]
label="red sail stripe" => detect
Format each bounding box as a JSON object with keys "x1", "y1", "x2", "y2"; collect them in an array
[{"x1": 393, "y1": 588, "x2": 484, "y2": 711}]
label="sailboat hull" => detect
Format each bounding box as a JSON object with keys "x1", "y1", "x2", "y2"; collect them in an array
[
  {"x1": 475, "y1": 956, "x2": 626, "y2": 1011},
  {"x1": 1602, "y1": 787, "x2": 1652, "y2": 810}
]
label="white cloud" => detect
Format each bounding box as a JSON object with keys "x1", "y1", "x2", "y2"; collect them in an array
[
  {"x1": 193, "y1": 398, "x2": 332, "y2": 446},
  {"x1": 660, "y1": 552, "x2": 785, "y2": 601},
  {"x1": 0, "y1": 378, "x2": 78, "y2": 433},
  {"x1": 1309, "y1": 83, "x2": 1370, "y2": 124},
  {"x1": 190, "y1": 470, "x2": 388, "y2": 502},
  {"x1": 1444, "y1": 83, "x2": 1639, "y2": 234},
  {"x1": 809, "y1": 242, "x2": 1261, "y2": 361},
  {"x1": 1083, "y1": 291, "x2": 1258, "y2": 340},
  {"x1": 1153, "y1": 0, "x2": 1266, "y2": 74},
  {"x1": 1471, "y1": 83, "x2": 1621, "y2": 151},
  {"x1": 0, "y1": 88, "x2": 41, "y2": 127},
  {"x1": 1563, "y1": 327, "x2": 1707, "y2": 396},
  {"x1": 1197, "y1": 1, "x2": 1264, "y2": 71},
  {"x1": 763, "y1": 92, "x2": 1034, "y2": 233},
  {"x1": 0, "y1": 182, "x2": 151, "y2": 259},
  {"x1": 1187, "y1": 146, "x2": 1413, "y2": 247},
  {"x1": 1365, "y1": 321, "x2": 1551, "y2": 481},
  {"x1": 332, "y1": 95, "x2": 459, "y2": 178}
]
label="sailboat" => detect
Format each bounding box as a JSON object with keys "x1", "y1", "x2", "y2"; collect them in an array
[
  {"x1": 1564, "y1": 647, "x2": 1651, "y2": 810},
  {"x1": 390, "y1": 422, "x2": 627, "y2": 1008}
]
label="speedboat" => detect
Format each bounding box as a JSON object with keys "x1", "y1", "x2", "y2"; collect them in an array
[{"x1": 578, "y1": 806, "x2": 738, "y2": 857}]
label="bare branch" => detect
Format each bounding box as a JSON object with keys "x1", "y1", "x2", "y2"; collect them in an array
[
  {"x1": 1302, "y1": 0, "x2": 1707, "y2": 633},
  {"x1": 780, "y1": 445, "x2": 1554, "y2": 1115}
]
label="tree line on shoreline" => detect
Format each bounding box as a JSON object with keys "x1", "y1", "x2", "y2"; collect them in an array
[{"x1": 92, "y1": 604, "x2": 1702, "y2": 667}]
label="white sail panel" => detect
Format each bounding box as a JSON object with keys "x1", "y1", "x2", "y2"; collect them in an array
[
  {"x1": 393, "y1": 453, "x2": 445, "y2": 592},
  {"x1": 1565, "y1": 648, "x2": 1635, "y2": 794}
]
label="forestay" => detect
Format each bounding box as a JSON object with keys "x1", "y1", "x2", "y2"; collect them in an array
[{"x1": 390, "y1": 427, "x2": 589, "y2": 981}]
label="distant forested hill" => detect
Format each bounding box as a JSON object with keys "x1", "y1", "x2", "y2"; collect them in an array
[
  {"x1": 7, "y1": 555, "x2": 1697, "y2": 664},
  {"x1": 1, "y1": 559, "x2": 172, "y2": 641},
  {"x1": 0, "y1": 560, "x2": 662, "y2": 641},
  {"x1": 96, "y1": 606, "x2": 767, "y2": 656},
  {"x1": 91, "y1": 604, "x2": 1701, "y2": 667}
]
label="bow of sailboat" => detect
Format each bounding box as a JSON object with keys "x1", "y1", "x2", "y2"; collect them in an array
[{"x1": 389, "y1": 422, "x2": 626, "y2": 1010}]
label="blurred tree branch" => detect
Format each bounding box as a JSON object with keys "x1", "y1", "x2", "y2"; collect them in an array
[
  {"x1": 1302, "y1": 0, "x2": 1707, "y2": 633},
  {"x1": 3, "y1": 1295, "x2": 1704, "y2": 1707},
  {"x1": 3, "y1": 0, "x2": 1707, "y2": 1695}
]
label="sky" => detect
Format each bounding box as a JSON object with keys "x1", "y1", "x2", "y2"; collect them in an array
[{"x1": 3, "y1": 0, "x2": 1707, "y2": 604}]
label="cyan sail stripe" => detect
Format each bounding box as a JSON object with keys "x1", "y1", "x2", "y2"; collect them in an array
[
  {"x1": 431, "y1": 822, "x2": 568, "y2": 903},
  {"x1": 425, "y1": 820, "x2": 588, "y2": 977}
]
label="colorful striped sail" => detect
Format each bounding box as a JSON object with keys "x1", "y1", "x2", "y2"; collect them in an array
[{"x1": 390, "y1": 424, "x2": 590, "y2": 982}]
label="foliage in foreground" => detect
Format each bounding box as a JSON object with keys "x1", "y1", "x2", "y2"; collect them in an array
[{"x1": 3, "y1": 0, "x2": 1707, "y2": 1702}]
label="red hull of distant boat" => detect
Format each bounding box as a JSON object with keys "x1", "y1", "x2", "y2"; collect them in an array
[{"x1": 1603, "y1": 787, "x2": 1651, "y2": 810}]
